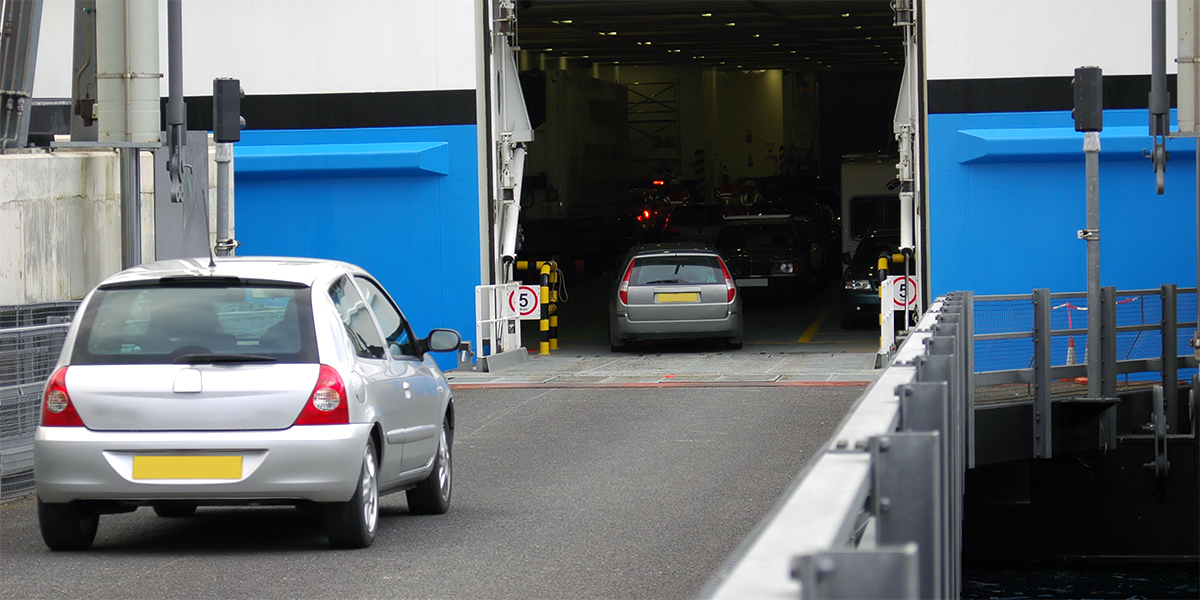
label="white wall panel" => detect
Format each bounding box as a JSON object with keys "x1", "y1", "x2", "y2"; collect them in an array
[
  {"x1": 34, "y1": 0, "x2": 479, "y2": 98},
  {"x1": 926, "y1": 0, "x2": 1176, "y2": 80}
]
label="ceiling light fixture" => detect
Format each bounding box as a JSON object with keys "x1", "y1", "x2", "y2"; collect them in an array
[
  {"x1": 773, "y1": 43, "x2": 780, "y2": 47},
  {"x1": 561, "y1": 20, "x2": 572, "y2": 24},
  {"x1": 726, "y1": 22, "x2": 736, "y2": 26},
  {"x1": 854, "y1": 25, "x2": 862, "y2": 30},
  {"x1": 701, "y1": 13, "x2": 712, "y2": 17},
  {"x1": 841, "y1": 13, "x2": 850, "y2": 17},
  {"x1": 753, "y1": 34, "x2": 760, "y2": 38}
]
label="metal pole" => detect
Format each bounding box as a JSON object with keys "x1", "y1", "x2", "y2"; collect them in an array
[
  {"x1": 166, "y1": 0, "x2": 185, "y2": 203},
  {"x1": 1085, "y1": 131, "x2": 1101, "y2": 400},
  {"x1": 215, "y1": 142, "x2": 233, "y2": 256},
  {"x1": 119, "y1": 147, "x2": 140, "y2": 267}
]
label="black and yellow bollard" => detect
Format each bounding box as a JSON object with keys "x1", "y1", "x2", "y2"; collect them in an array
[
  {"x1": 539, "y1": 262, "x2": 551, "y2": 355},
  {"x1": 549, "y1": 266, "x2": 559, "y2": 350}
]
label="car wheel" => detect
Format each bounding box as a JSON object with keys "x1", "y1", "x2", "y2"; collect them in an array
[
  {"x1": 609, "y1": 322, "x2": 627, "y2": 353},
  {"x1": 324, "y1": 443, "x2": 379, "y2": 549},
  {"x1": 37, "y1": 498, "x2": 98, "y2": 551},
  {"x1": 152, "y1": 503, "x2": 197, "y2": 518},
  {"x1": 726, "y1": 328, "x2": 744, "y2": 350},
  {"x1": 407, "y1": 417, "x2": 452, "y2": 515}
]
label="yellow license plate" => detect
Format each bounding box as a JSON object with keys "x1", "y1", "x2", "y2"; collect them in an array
[
  {"x1": 657, "y1": 292, "x2": 699, "y2": 303},
  {"x1": 132, "y1": 456, "x2": 242, "y2": 480}
]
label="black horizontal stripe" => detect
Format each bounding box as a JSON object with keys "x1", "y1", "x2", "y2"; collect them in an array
[
  {"x1": 172, "y1": 89, "x2": 477, "y2": 131},
  {"x1": 928, "y1": 74, "x2": 1174, "y2": 114}
]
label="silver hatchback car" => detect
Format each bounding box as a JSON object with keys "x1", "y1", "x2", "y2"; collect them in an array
[
  {"x1": 34, "y1": 257, "x2": 460, "y2": 550},
  {"x1": 608, "y1": 243, "x2": 743, "y2": 351}
]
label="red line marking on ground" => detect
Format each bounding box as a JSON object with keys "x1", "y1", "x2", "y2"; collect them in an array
[{"x1": 450, "y1": 380, "x2": 872, "y2": 390}]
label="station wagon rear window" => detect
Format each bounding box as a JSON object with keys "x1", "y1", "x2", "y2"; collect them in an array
[
  {"x1": 631, "y1": 255, "x2": 724, "y2": 285},
  {"x1": 71, "y1": 283, "x2": 318, "y2": 365}
]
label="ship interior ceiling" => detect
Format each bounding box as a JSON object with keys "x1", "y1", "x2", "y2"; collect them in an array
[{"x1": 512, "y1": 0, "x2": 905, "y2": 352}]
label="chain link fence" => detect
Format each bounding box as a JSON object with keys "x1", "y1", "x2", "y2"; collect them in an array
[{"x1": 1, "y1": 303, "x2": 79, "y2": 501}]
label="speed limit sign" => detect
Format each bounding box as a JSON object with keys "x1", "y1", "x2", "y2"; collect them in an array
[
  {"x1": 509, "y1": 285, "x2": 541, "y2": 320},
  {"x1": 890, "y1": 276, "x2": 919, "y2": 309}
]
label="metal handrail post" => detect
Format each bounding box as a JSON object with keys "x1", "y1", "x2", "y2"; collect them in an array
[
  {"x1": 1033, "y1": 288, "x2": 1052, "y2": 458},
  {"x1": 1102, "y1": 286, "x2": 1118, "y2": 448},
  {"x1": 1162, "y1": 284, "x2": 1178, "y2": 433}
]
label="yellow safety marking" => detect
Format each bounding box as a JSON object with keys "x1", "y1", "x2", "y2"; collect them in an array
[
  {"x1": 798, "y1": 296, "x2": 838, "y2": 343},
  {"x1": 540, "y1": 341, "x2": 550, "y2": 355},
  {"x1": 550, "y1": 339, "x2": 558, "y2": 350},
  {"x1": 540, "y1": 320, "x2": 549, "y2": 331}
]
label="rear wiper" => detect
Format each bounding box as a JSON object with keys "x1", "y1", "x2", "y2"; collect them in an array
[
  {"x1": 645, "y1": 279, "x2": 682, "y2": 284},
  {"x1": 173, "y1": 353, "x2": 278, "y2": 364}
]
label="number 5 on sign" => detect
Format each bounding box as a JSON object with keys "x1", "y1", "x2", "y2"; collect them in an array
[
  {"x1": 509, "y1": 285, "x2": 541, "y2": 320},
  {"x1": 890, "y1": 276, "x2": 919, "y2": 309}
]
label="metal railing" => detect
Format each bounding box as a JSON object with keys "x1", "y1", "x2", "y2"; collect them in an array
[
  {"x1": 973, "y1": 286, "x2": 1197, "y2": 460},
  {"x1": 1, "y1": 302, "x2": 78, "y2": 501},
  {"x1": 701, "y1": 292, "x2": 972, "y2": 599},
  {"x1": 475, "y1": 282, "x2": 523, "y2": 362}
]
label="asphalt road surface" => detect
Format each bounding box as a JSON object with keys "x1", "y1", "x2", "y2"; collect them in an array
[{"x1": 1, "y1": 384, "x2": 863, "y2": 600}]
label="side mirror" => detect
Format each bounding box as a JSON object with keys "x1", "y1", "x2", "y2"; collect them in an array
[
  {"x1": 424, "y1": 329, "x2": 461, "y2": 353},
  {"x1": 842, "y1": 252, "x2": 853, "y2": 265}
]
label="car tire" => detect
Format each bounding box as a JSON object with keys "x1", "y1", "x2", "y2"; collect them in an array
[
  {"x1": 407, "y1": 417, "x2": 452, "y2": 515},
  {"x1": 726, "y1": 328, "x2": 744, "y2": 350},
  {"x1": 152, "y1": 503, "x2": 197, "y2": 518},
  {"x1": 609, "y1": 322, "x2": 627, "y2": 353},
  {"x1": 37, "y1": 498, "x2": 98, "y2": 551},
  {"x1": 324, "y1": 443, "x2": 379, "y2": 549}
]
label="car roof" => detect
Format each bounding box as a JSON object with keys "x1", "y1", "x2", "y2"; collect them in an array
[
  {"x1": 631, "y1": 242, "x2": 719, "y2": 256},
  {"x1": 95, "y1": 256, "x2": 363, "y2": 288},
  {"x1": 722, "y1": 214, "x2": 794, "y2": 225}
]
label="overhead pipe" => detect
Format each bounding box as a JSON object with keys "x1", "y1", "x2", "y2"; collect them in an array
[{"x1": 0, "y1": 0, "x2": 44, "y2": 151}]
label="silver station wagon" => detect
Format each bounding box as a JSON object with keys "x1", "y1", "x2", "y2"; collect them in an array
[
  {"x1": 608, "y1": 243, "x2": 743, "y2": 351},
  {"x1": 34, "y1": 257, "x2": 461, "y2": 550}
]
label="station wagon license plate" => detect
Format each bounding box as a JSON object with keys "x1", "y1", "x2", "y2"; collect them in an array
[
  {"x1": 132, "y1": 455, "x2": 242, "y2": 480},
  {"x1": 656, "y1": 292, "x2": 699, "y2": 303}
]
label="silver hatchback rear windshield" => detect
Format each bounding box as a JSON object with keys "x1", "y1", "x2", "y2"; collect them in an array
[
  {"x1": 631, "y1": 255, "x2": 723, "y2": 285},
  {"x1": 71, "y1": 281, "x2": 318, "y2": 365}
]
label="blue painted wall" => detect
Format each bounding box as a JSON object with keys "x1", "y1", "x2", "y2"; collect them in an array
[
  {"x1": 233, "y1": 125, "x2": 480, "y2": 371},
  {"x1": 927, "y1": 109, "x2": 1197, "y2": 298}
]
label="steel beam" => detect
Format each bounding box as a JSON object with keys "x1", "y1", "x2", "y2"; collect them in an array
[
  {"x1": 872, "y1": 432, "x2": 942, "y2": 600},
  {"x1": 792, "y1": 545, "x2": 919, "y2": 600}
]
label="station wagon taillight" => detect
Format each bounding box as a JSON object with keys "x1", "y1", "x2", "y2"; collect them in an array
[
  {"x1": 719, "y1": 259, "x2": 736, "y2": 302},
  {"x1": 294, "y1": 365, "x2": 349, "y2": 425},
  {"x1": 619, "y1": 260, "x2": 635, "y2": 304},
  {"x1": 41, "y1": 366, "x2": 85, "y2": 427}
]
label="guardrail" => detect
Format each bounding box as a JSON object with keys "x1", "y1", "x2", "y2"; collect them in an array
[
  {"x1": 1, "y1": 305, "x2": 76, "y2": 501},
  {"x1": 973, "y1": 285, "x2": 1197, "y2": 462},
  {"x1": 700, "y1": 292, "x2": 972, "y2": 599}
]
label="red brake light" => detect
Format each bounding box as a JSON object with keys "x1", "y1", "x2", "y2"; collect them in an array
[
  {"x1": 294, "y1": 365, "x2": 349, "y2": 425},
  {"x1": 643, "y1": 209, "x2": 651, "y2": 219},
  {"x1": 41, "y1": 366, "x2": 84, "y2": 427},
  {"x1": 618, "y1": 260, "x2": 635, "y2": 304},
  {"x1": 652, "y1": 180, "x2": 665, "y2": 186},
  {"x1": 719, "y1": 258, "x2": 736, "y2": 302}
]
